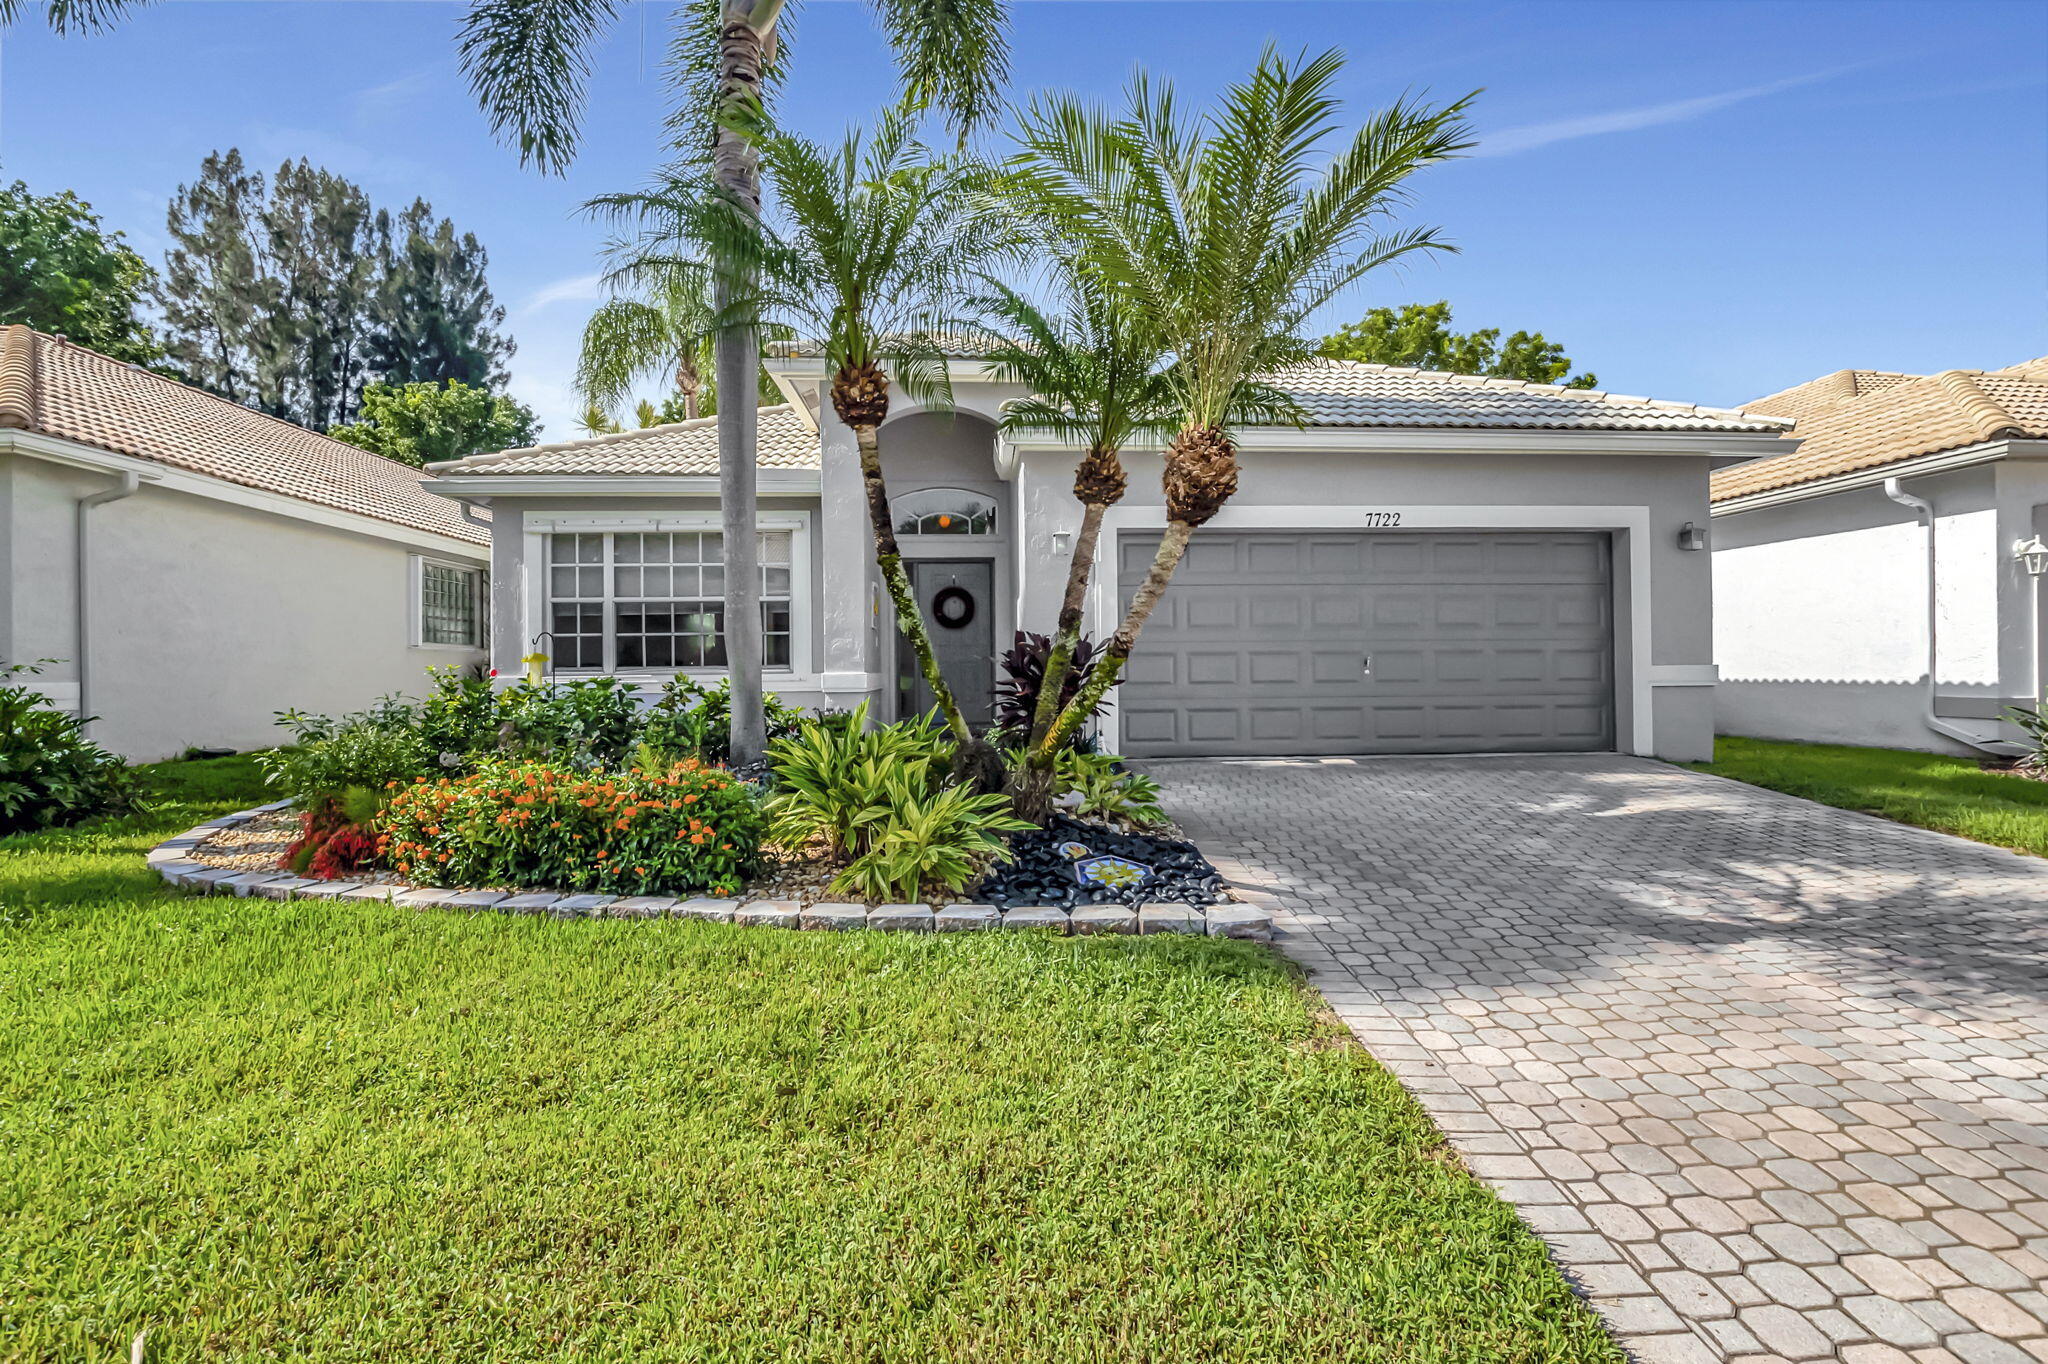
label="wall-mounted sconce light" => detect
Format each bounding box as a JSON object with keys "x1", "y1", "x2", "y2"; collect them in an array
[
  {"x1": 1677, "y1": 522, "x2": 1708, "y2": 551},
  {"x1": 2015, "y1": 535, "x2": 2048, "y2": 578},
  {"x1": 1051, "y1": 530, "x2": 1073, "y2": 556}
]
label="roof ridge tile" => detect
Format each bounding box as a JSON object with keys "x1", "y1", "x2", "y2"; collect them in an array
[
  {"x1": 1934, "y1": 369, "x2": 2026, "y2": 443},
  {"x1": 0, "y1": 324, "x2": 36, "y2": 430}
]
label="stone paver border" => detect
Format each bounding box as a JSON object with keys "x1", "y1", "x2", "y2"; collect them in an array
[{"x1": 145, "y1": 802, "x2": 1274, "y2": 941}]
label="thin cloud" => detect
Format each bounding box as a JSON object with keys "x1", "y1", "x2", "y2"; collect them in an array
[
  {"x1": 350, "y1": 65, "x2": 442, "y2": 124},
  {"x1": 519, "y1": 272, "x2": 606, "y2": 317},
  {"x1": 1474, "y1": 67, "x2": 1858, "y2": 157}
]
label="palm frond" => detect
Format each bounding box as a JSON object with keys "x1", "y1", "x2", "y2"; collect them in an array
[
  {"x1": 458, "y1": 0, "x2": 623, "y2": 174},
  {"x1": 873, "y1": 0, "x2": 1011, "y2": 138}
]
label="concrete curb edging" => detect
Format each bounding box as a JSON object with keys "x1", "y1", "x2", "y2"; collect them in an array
[{"x1": 145, "y1": 803, "x2": 1275, "y2": 942}]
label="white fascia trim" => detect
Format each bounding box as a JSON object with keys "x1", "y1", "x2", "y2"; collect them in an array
[
  {"x1": 763, "y1": 356, "x2": 1000, "y2": 386},
  {"x1": 3, "y1": 429, "x2": 490, "y2": 560},
  {"x1": 1089, "y1": 503, "x2": 1658, "y2": 758},
  {"x1": 1709, "y1": 440, "x2": 2037, "y2": 516},
  {"x1": 423, "y1": 470, "x2": 822, "y2": 498},
  {"x1": 1003, "y1": 428, "x2": 1792, "y2": 462}
]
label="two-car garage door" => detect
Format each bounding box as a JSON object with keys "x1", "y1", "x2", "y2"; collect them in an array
[{"x1": 1116, "y1": 529, "x2": 1615, "y2": 757}]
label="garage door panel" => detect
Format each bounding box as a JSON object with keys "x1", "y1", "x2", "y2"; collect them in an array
[{"x1": 1119, "y1": 529, "x2": 1614, "y2": 757}]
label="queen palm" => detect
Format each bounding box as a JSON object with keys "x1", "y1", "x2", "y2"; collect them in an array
[
  {"x1": 1007, "y1": 47, "x2": 1475, "y2": 752},
  {"x1": 576, "y1": 264, "x2": 717, "y2": 424},
  {"x1": 668, "y1": 104, "x2": 1013, "y2": 758},
  {"x1": 975, "y1": 271, "x2": 1174, "y2": 813}
]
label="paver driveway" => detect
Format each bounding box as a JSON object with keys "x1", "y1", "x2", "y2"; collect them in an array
[{"x1": 1156, "y1": 754, "x2": 2048, "y2": 1364}]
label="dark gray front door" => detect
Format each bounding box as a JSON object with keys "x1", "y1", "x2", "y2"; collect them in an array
[
  {"x1": 1117, "y1": 530, "x2": 1614, "y2": 757},
  {"x1": 899, "y1": 559, "x2": 995, "y2": 726}
]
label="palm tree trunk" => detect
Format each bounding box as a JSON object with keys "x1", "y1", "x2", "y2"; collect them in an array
[
  {"x1": 847, "y1": 413, "x2": 975, "y2": 745},
  {"x1": 676, "y1": 354, "x2": 701, "y2": 422},
  {"x1": 1010, "y1": 496, "x2": 1109, "y2": 821},
  {"x1": 1039, "y1": 424, "x2": 1234, "y2": 755},
  {"x1": 715, "y1": 4, "x2": 770, "y2": 767}
]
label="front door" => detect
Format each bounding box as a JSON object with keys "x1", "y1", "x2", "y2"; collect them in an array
[{"x1": 899, "y1": 559, "x2": 995, "y2": 727}]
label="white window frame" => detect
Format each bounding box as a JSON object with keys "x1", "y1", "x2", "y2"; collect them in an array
[
  {"x1": 409, "y1": 554, "x2": 486, "y2": 651},
  {"x1": 523, "y1": 510, "x2": 813, "y2": 680}
]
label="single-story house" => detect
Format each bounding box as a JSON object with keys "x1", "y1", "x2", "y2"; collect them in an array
[
  {"x1": 1711, "y1": 357, "x2": 2048, "y2": 754},
  {"x1": 0, "y1": 326, "x2": 490, "y2": 760},
  {"x1": 424, "y1": 351, "x2": 1789, "y2": 763}
]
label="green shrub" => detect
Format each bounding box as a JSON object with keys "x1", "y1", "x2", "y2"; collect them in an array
[
  {"x1": 642, "y1": 677, "x2": 806, "y2": 765},
  {"x1": 763, "y1": 703, "x2": 954, "y2": 858},
  {"x1": 416, "y1": 666, "x2": 504, "y2": 757},
  {"x1": 495, "y1": 677, "x2": 645, "y2": 769},
  {"x1": 259, "y1": 723, "x2": 435, "y2": 808},
  {"x1": 380, "y1": 760, "x2": 764, "y2": 896},
  {"x1": 2008, "y1": 701, "x2": 2048, "y2": 771},
  {"x1": 833, "y1": 774, "x2": 1030, "y2": 902},
  {"x1": 1049, "y1": 749, "x2": 1167, "y2": 829},
  {"x1": 0, "y1": 661, "x2": 141, "y2": 835}
]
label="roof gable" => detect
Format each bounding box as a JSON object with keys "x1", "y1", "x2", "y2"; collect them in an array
[{"x1": 429, "y1": 405, "x2": 820, "y2": 477}]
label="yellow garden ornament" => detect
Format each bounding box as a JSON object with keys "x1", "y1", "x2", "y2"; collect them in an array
[{"x1": 521, "y1": 652, "x2": 548, "y2": 686}]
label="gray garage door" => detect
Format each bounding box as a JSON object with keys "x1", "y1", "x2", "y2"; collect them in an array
[{"x1": 1116, "y1": 530, "x2": 1614, "y2": 757}]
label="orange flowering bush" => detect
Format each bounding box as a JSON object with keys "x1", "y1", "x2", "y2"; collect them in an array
[{"x1": 379, "y1": 759, "x2": 763, "y2": 896}]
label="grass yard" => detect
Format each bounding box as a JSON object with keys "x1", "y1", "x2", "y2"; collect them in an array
[
  {"x1": 1, "y1": 758, "x2": 1617, "y2": 1363},
  {"x1": 1696, "y1": 734, "x2": 2048, "y2": 857}
]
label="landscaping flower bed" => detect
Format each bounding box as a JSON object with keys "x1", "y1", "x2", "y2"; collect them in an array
[{"x1": 190, "y1": 667, "x2": 1258, "y2": 929}]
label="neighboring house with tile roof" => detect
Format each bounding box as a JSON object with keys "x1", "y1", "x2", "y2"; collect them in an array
[
  {"x1": 425, "y1": 352, "x2": 1788, "y2": 763},
  {"x1": 0, "y1": 325, "x2": 492, "y2": 759},
  {"x1": 1709, "y1": 357, "x2": 2048, "y2": 754}
]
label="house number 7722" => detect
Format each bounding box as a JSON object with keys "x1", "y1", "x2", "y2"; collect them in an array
[{"x1": 1361, "y1": 511, "x2": 1403, "y2": 528}]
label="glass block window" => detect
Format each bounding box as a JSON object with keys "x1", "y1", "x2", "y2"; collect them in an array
[
  {"x1": 545, "y1": 529, "x2": 794, "y2": 672},
  {"x1": 420, "y1": 561, "x2": 482, "y2": 647},
  {"x1": 892, "y1": 487, "x2": 996, "y2": 536}
]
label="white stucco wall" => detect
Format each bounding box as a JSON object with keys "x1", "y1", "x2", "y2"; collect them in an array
[
  {"x1": 1711, "y1": 468, "x2": 2010, "y2": 752},
  {"x1": 2, "y1": 451, "x2": 487, "y2": 761}
]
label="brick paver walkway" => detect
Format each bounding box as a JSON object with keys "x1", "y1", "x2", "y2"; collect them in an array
[{"x1": 1155, "y1": 754, "x2": 2048, "y2": 1364}]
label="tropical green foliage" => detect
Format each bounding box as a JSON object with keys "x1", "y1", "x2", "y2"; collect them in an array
[
  {"x1": 762, "y1": 703, "x2": 953, "y2": 859},
  {"x1": 641, "y1": 676, "x2": 806, "y2": 766},
  {"x1": 1045, "y1": 749, "x2": 1166, "y2": 830},
  {"x1": 978, "y1": 273, "x2": 1174, "y2": 464},
  {"x1": 1319, "y1": 300, "x2": 1597, "y2": 388},
  {"x1": 0, "y1": 180, "x2": 160, "y2": 364},
  {"x1": 0, "y1": 662, "x2": 141, "y2": 835},
  {"x1": 577, "y1": 265, "x2": 716, "y2": 424},
  {"x1": 380, "y1": 759, "x2": 764, "y2": 896},
  {"x1": 1006, "y1": 47, "x2": 1474, "y2": 433},
  {"x1": 328, "y1": 379, "x2": 539, "y2": 466},
  {"x1": 2008, "y1": 701, "x2": 2048, "y2": 772},
  {"x1": 834, "y1": 775, "x2": 1030, "y2": 902},
  {"x1": 258, "y1": 723, "x2": 433, "y2": 809},
  {"x1": 155, "y1": 149, "x2": 515, "y2": 428}
]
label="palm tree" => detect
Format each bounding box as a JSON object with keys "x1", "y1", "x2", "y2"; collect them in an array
[
  {"x1": 976, "y1": 270, "x2": 1175, "y2": 814},
  {"x1": 1007, "y1": 47, "x2": 1475, "y2": 753},
  {"x1": 577, "y1": 266, "x2": 717, "y2": 425},
  {"x1": 670, "y1": 104, "x2": 1014, "y2": 758}
]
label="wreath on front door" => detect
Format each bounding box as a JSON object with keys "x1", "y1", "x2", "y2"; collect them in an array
[{"x1": 931, "y1": 585, "x2": 976, "y2": 630}]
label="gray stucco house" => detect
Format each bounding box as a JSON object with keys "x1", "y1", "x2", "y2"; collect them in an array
[{"x1": 423, "y1": 352, "x2": 1790, "y2": 763}]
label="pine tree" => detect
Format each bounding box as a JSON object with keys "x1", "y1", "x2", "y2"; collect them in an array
[
  {"x1": 366, "y1": 200, "x2": 514, "y2": 391},
  {"x1": 157, "y1": 150, "x2": 264, "y2": 403}
]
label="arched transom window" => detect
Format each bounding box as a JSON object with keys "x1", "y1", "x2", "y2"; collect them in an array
[{"x1": 892, "y1": 487, "x2": 997, "y2": 536}]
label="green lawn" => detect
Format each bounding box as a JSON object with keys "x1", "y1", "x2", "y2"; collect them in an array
[
  {"x1": 1695, "y1": 735, "x2": 2048, "y2": 857},
  {"x1": 0, "y1": 758, "x2": 1614, "y2": 1362}
]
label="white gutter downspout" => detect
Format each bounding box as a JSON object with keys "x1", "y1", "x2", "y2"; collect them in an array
[
  {"x1": 1883, "y1": 477, "x2": 2014, "y2": 755},
  {"x1": 76, "y1": 470, "x2": 140, "y2": 736}
]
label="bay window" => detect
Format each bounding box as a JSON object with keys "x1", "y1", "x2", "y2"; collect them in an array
[{"x1": 544, "y1": 527, "x2": 795, "y2": 672}]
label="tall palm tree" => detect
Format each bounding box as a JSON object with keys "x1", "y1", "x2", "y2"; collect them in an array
[
  {"x1": 976, "y1": 270, "x2": 1174, "y2": 813},
  {"x1": 672, "y1": 104, "x2": 1014, "y2": 756},
  {"x1": 576, "y1": 265, "x2": 716, "y2": 424},
  {"x1": 1007, "y1": 47, "x2": 1475, "y2": 753}
]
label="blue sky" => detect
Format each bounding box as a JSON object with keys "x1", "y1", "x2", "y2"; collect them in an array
[{"x1": 4, "y1": 0, "x2": 2043, "y2": 439}]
